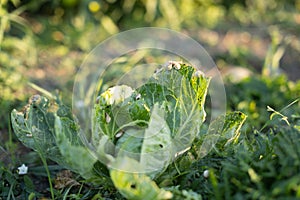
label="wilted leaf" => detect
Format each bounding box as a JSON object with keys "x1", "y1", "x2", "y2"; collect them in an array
[{"x1": 11, "y1": 95, "x2": 73, "y2": 166}]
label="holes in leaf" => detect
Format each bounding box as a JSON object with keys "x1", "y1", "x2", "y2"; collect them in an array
[
  {"x1": 115, "y1": 130, "x2": 124, "y2": 138},
  {"x1": 130, "y1": 184, "x2": 136, "y2": 189},
  {"x1": 135, "y1": 93, "x2": 141, "y2": 100},
  {"x1": 250, "y1": 93, "x2": 260, "y2": 101}
]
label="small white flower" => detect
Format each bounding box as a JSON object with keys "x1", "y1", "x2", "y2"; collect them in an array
[
  {"x1": 18, "y1": 164, "x2": 28, "y2": 175},
  {"x1": 203, "y1": 169, "x2": 209, "y2": 178}
]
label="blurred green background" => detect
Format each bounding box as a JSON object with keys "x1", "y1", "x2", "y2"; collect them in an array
[{"x1": 1, "y1": 0, "x2": 300, "y2": 146}]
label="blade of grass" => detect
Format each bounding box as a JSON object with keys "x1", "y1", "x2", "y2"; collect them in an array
[
  {"x1": 28, "y1": 82, "x2": 57, "y2": 100},
  {"x1": 38, "y1": 152, "x2": 55, "y2": 200},
  {"x1": 260, "y1": 98, "x2": 300, "y2": 132}
]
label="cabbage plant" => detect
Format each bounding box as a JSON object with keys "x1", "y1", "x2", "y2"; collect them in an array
[
  {"x1": 92, "y1": 62, "x2": 210, "y2": 176},
  {"x1": 11, "y1": 62, "x2": 246, "y2": 199}
]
